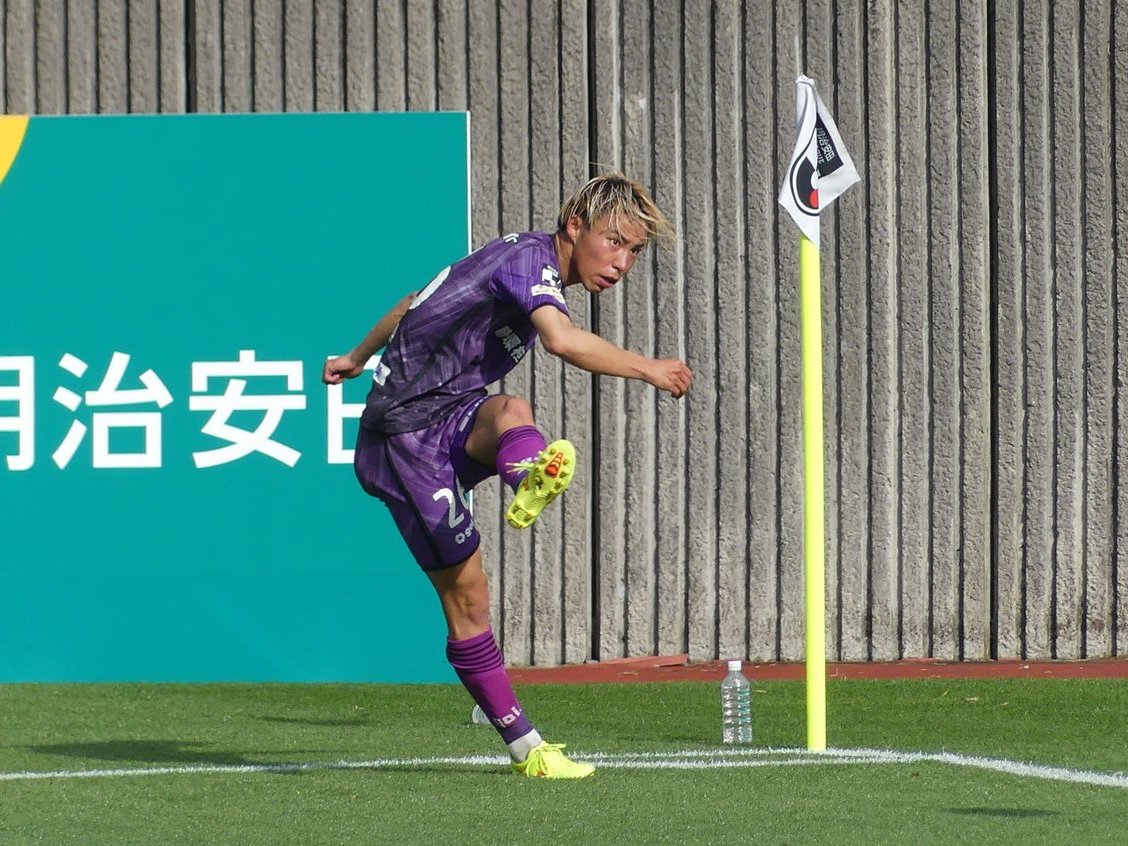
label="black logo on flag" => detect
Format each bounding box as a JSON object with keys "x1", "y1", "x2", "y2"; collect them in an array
[{"x1": 814, "y1": 117, "x2": 847, "y2": 177}]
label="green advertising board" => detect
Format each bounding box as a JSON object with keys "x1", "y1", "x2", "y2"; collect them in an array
[{"x1": 0, "y1": 112, "x2": 469, "y2": 682}]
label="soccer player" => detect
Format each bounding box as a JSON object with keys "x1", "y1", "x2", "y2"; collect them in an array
[{"x1": 322, "y1": 174, "x2": 692, "y2": 779}]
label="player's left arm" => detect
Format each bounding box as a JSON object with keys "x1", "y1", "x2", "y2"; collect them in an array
[
  {"x1": 322, "y1": 291, "x2": 416, "y2": 384},
  {"x1": 531, "y1": 304, "x2": 692, "y2": 398}
]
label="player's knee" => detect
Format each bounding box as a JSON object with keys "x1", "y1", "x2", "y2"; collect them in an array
[{"x1": 493, "y1": 395, "x2": 535, "y2": 430}]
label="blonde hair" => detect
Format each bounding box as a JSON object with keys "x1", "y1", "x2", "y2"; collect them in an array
[{"x1": 557, "y1": 173, "x2": 675, "y2": 243}]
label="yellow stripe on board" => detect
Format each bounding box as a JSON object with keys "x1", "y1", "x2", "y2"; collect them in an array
[{"x1": 0, "y1": 115, "x2": 30, "y2": 186}]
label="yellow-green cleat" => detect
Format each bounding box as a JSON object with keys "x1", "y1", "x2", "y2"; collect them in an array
[
  {"x1": 511, "y1": 742, "x2": 595, "y2": 779},
  {"x1": 504, "y1": 439, "x2": 576, "y2": 529}
]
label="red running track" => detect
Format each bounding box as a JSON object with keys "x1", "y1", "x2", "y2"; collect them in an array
[{"x1": 509, "y1": 655, "x2": 1128, "y2": 684}]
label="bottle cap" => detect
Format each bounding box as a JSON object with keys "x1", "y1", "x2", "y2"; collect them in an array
[{"x1": 727, "y1": 659, "x2": 742, "y2": 672}]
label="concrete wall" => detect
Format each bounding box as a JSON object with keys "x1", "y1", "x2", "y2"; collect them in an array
[{"x1": 3, "y1": 0, "x2": 1126, "y2": 663}]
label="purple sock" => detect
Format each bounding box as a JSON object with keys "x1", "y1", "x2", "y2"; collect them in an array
[
  {"x1": 495, "y1": 425, "x2": 547, "y2": 491},
  {"x1": 446, "y1": 629, "x2": 535, "y2": 743}
]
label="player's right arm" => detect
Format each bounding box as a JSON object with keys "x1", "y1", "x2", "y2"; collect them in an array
[
  {"x1": 531, "y1": 304, "x2": 692, "y2": 399},
  {"x1": 322, "y1": 291, "x2": 417, "y2": 384}
]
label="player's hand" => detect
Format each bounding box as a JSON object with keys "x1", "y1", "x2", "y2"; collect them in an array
[
  {"x1": 646, "y1": 358, "x2": 693, "y2": 398},
  {"x1": 322, "y1": 354, "x2": 366, "y2": 385}
]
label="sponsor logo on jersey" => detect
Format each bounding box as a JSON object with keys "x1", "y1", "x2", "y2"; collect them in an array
[
  {"x1": 494, "y1": 325, "x2": 527, "y2": 364},
  {"x1": 530, "y1": 284, "x2": 565, "y2": 303},
  {"x1": 531, "y1": 264, "x2": 564, "y2": 302}
]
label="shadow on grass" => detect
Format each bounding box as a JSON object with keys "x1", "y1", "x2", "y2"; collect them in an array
[
  {"x1": 948, "y1": 808, "x2": 1060, "y2": 819},
  {"x1": 22, "y1": 741, "x2": 513, "y2": 778},
  {"x1": 24, "y1": 740, "x2": 327, "y2": 768},
  {"x1": 253, "y1": 715, "x2": 374, "y2": 728},
  {"x1": 359, "y1": 764, "x2": 512, "y2": 778}
]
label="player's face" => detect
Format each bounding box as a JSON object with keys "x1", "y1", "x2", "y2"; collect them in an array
[{"x1": 565, "y1": 214, "x2": 649, "y2": 294}]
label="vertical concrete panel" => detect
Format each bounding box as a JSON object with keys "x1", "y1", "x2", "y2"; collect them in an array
[
  {"x1": 34, "y1": 0, "x2": 66, "y2": 112},
  {"x1": 127, "y1": 0, "x2": 160, "y2": 112},
  {"x1": 558, "y1": 0, "x2": 593, "y2": 664},
  {"x1": 313, "y1": 0, "x2": 344, "y2": 110},
  {"x1": 1021, "y1": 0, "x2": 1055, "y2": 658},
  {"x1": 343, "y1": 0, "x2": 375, "y2": 110},
  {"x1": 283, "y1": 0, "x2": 314, "y2": 111},
  {"x1": 619, "y1": 0, "x2": 660, "y2": 660},
  {"x1": 1, "y1": 0, "x2": 7, "y2": 112},
  {"x1": 589, "y1": 0, "x2": 626, "y2": 663},
  {"x1": 435, "y1": 0, "x2": 467, "y2": 110},
  {"x1": 467, "y1": 2, "x2": 499, "y2": 242},
  {"x1": 866, "y1": 0, "x2": 900, "y2": 661},
  {"x1": 405, "y1": 0, "x2": 435, "y2": 110},
  {"x1": 96, "y1": 0, "x2": 128, "y2": 111},
  {"x1": 714, "y1": 0, "x2": 750, "y2": 661},
  {"x1": 1050, "y1": 2, "x2": 1085, "y2": 659},
  {"x1": 957, "y1": 0, "x2": 991, "y2": 661},
  {"x1": 158, "y1": 0, "x2": 187, "y2": 111},
  {"x1": 252, "y1": 1, "x2": 283, "y2": 111},
  {"x1": 3, "y1": 0, "x2": 34, "y2": 113},
  {"x1": 67, "y1": 1, "x2": 97, "y2": 112},
  {"x1": 191, "y1": 1, "x2": 223, "y2": 112},
  {"x1": 496, "y1": 0, "x2": 532, "y2": 663},
  {"x1": 651, "y1": 0, "x2": 688, "y2": 658},
  {"x1": 831, "y1": 0, "x2": 870, "y2": 660},
  {"x1": 374, "y1": 0, "x2": 405, "y2": 110},
  {"x1": 528, "y1": 0, "x2": 566, "y2": 665},
  {"x1": 992, "y1": 0, "x2": 1026, "y2": 658},
  {"x1": 773, "y1": 3, "x2": 806, "y2": 663},
  {"x1": 589, "y1": 0, "x2": 627, "y2": 659},
  {"x1": 742, "y1": 0, "x2": 779, "y2": 662},
  {"x1": 221, "y1": 0, "x2": 253, "y2": 111},
  {"x1": 1114, "y1": 0, "x2": 1128, "y2": 657},
  {"x1": 894, "y1": 0, "x2": 932, "y2": 659},
  {"x1": 1080, "y1": 0, "x2": 1115, "y2": 658},
  {"x1": 927, "y1": 0, "x2": 962, "y2": 659},
  {"x1": 682, "y1": 0, "x2": 718, "y2": 660},
  {"x1": 588, "y1": 0, "x2": 619, "y2": 163}
]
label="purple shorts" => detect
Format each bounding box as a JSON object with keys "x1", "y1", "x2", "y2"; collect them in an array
[{"x1": 354, "y1": 395, "x2": 497, "y2": 571}]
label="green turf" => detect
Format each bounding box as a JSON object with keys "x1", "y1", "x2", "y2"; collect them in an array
[{"x1": 0, "y1": 679, "x2": 1125, "y2": 845}]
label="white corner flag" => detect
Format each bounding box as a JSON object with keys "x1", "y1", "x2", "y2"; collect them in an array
[{"x1": 777, "y1": 75, "x2": 859, "y2": 248}]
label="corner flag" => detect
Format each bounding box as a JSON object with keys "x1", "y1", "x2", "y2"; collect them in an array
[
  {"x1": 777, "y1": 75, "x2": 858, "y2": 752},
  {"x1": 778, "y1": 75, "x2": 859, "y2": 247}
]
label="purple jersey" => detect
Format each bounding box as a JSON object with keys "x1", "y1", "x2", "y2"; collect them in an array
[{"x1": 361, "y1": 232, "x2": 569, "y2": 434}]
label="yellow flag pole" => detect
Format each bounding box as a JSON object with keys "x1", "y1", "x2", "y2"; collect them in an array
[{"x1": 800, "y1": 233, "x2": 827, "y2": 752}]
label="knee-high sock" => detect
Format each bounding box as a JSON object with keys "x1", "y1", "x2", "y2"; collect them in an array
[
  {"x1": 446, "y1": 628, "x2": 534, "y2": 744},
  {"x1": 495, "y1": 425, "x2": 547, "y2": 491}
]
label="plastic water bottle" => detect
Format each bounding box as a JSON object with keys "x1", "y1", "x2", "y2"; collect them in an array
[
  {"x1": 470, "y1": 704, "x2": 492, "y2": 726},
  {"x1": 721, "y1": 659, "x2": 753, "y2": 744}
]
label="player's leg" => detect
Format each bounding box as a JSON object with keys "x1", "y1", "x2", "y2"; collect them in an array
[
  {"x1": 361, "y1": 402, "x2": 589, "y2": 778},
  {"x1": 461, "y1": 394, "x2": 576, "y2": 529},
  {"x1": 428, "y1": 551, "x2": 594, "y2": 779},
  {"x1": 353, "y1": 422, "x2": 530, "y2": 746},
  {"x1": 427, "y1": 551, "x2": 541, "y2": 756}
]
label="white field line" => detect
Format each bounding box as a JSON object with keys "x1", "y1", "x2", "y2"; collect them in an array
[{"x1": 1, "y1": 747, "x2": 1126, "y2": 790}]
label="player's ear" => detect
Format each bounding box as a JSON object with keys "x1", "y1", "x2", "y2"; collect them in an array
[{"x1": 564, "y1": 214, "x2": 585, "y2": 242}]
